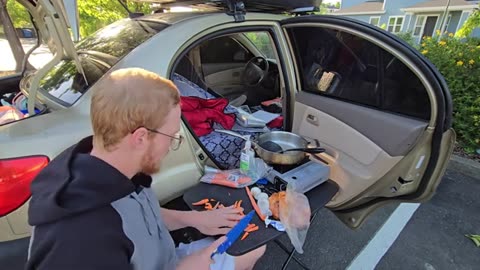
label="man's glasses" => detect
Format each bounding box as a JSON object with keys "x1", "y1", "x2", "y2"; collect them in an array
[{"x1": 133, "y1": 127, "x2": 184, "y2": 151}]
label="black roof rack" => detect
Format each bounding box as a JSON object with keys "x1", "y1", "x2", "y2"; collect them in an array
[{"x1": 134, "y1": 0, "x2": 321, "y2": 17}]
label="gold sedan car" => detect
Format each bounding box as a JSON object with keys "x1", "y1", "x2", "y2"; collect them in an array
[{"x1": 0, "y1": 0, "x2": 454, "y2": 265}]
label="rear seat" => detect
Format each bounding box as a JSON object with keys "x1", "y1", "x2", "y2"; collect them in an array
[{"x1": 172, "y1": 73, "x2": 273, "y2": 169}]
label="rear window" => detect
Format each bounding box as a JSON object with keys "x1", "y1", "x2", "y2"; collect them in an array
[{"x1": 39, "y1": 19, "x2": 167, "y2": 106}]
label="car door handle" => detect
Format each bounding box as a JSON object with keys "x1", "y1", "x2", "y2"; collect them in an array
[{"x1": 306, "y1": 114, "x2": 319, "y2": 126}]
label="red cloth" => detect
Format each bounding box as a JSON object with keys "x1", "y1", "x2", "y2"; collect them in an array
[
  {"x1": 267, "y1": 116, "x2": 283, "y2": 129},
  {"x1": 181, "y1": 96, "x2": 235, "y2": 136}
]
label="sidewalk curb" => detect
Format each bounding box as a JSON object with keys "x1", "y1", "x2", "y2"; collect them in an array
[{"x1": 447, "y1": 155, "x2": 480, "y2": 179}]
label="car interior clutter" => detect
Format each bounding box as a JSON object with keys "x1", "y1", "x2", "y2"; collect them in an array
[{"x1": 172, "y1": 31, "x2": 332, "y2": 254}]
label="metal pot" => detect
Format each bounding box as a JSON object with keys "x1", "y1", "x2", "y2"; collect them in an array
[{"x1": 216, "y1": 130, "x2": 325, "y2": 165}]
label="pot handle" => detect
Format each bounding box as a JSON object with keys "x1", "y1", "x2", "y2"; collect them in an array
[
  {"x1": 301, "y1": 135, "x2": 321, "y2": 148},
  {"x1": 302, "y1": 147, "x2": 325, "y2": 154},
  {"x1": 280, "y1": 147, "x2": 325, "y2": 154}
]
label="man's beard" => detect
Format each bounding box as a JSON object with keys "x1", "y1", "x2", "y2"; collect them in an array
[{"x1": 140, "y1": 148, "x2": 161, "y2": 175}]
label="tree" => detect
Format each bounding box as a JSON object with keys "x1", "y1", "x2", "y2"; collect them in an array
[
  {"x1": 77, "y1": 0, "x2": 152, "y2": 37},
  {"x1": 456, "y1": 5, "x2": 480, "y2": 38},
  {"x1": 0, "y1": 0, "x2": 152, "y2": 73},
  {"x1": 7, "y1": 0, "x2": 30, "y2": 27},
  {"x1": 335, "y1": 2, "x2": 341, "y2": 9},
  {"x1": 4, "y1": 0, "x2": 152, "y2": 39},
  {"x1": 0, "y1": 0, "x2": 27, "y2": 72},
  {"x1": 317, "y1": 3, "x2": 328, "y2": 14}
]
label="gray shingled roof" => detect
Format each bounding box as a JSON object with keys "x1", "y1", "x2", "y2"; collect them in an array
[{"x1": 334, "y1": 1, "x2": 384, "y2": 15}]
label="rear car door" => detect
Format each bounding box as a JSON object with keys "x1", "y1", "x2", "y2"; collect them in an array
[{"x1": 280, "y1": 16, "x2": 455, "y2": 228}]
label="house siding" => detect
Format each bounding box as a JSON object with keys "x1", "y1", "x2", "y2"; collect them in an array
[
  {"x1": 472, "y1": 28, "x2": 480, "y2": 38},
  {"x1": 338, "y1": 0, "x2": 479, "y2": 41},
  {"x1": 408, "y1": 12, "x2": 446, "y2": 43},
  {"x1": 383, "y1": 0, "x2": 424, "y2": 32},
  {"x1": 341, "y1": 0, "x2": 371, "y2": 9},
  {"x1": 338, "y1": 0, "x2": 425, "y2": 30},
  {"x1": 342, "y1": 14, "x2": 376, "y2": 24},
  {"x1": 456, "y1": 11, "x2": 480, "y2": 38}
]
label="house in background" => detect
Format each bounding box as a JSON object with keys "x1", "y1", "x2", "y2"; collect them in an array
[
  {"x1": 334, "y1": 0, "x2": 480, "y2": 44},
  {"x1": 325, "y1": 5, "x2": 340, "y2": 13}
]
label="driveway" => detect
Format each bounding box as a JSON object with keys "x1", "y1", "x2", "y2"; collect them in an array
[{"x1": 0, "y1": 38, "x2": 52, "y2": 72}]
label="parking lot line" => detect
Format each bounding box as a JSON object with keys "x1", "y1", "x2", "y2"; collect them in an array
[{"x1": 346, "y1": 203, "x2": 420, "y2": 270}]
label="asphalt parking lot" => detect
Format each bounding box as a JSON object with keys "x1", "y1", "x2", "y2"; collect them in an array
[
  {"x1": 256, "y1": 169, "x2": 480, "y2": 270},
  {"x1": 1, "y1": 169, "x2": 478, "y2": 270}
]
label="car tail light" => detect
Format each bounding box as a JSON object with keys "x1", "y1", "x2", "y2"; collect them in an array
[{"x1": 0, "y1": 156, "x2": 49, "y2": 217}]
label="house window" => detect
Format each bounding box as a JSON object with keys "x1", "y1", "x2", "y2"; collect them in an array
[
  {"x1": 456, "y1": 11, "x2": 472, "y2": 33},
  {"x1": 443, "y1": 14, "x2": 452, "y2": 33},
  {"x1": 414, "y1": 16, "x2": 425, "y2": 36},
  {"x1": 388, "y1": 16, "x2": 404, "y2": 33},
  {"x1": 369, "y1": 16, "x2": 381, "y2": 27}
]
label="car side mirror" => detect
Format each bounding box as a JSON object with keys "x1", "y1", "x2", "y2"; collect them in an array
[{"x1": 61, "y1": 0, "x2": 80, "y2": 42}]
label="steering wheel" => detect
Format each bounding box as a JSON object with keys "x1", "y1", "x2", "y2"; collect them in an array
[{"x1": 242, "y1": 56, "x2": 269, "y2": 87}]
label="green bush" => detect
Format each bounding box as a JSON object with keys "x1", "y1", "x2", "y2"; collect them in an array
[
  {"x1": 395, "y1": 31, "x2": 416, "y2": 48},
  {"x1": 419, "y1": 34, "x2": 480, "y2": 154}
]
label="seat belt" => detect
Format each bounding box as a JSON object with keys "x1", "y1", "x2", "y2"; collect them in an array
[{"x1": 189, "y1": 46, "x2": 204, "y2": 81}]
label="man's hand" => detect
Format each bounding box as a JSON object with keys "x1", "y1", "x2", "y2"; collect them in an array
[
  {"x1": 194, "y1": 206, "x2": 244, "y2": 235},
  {"x1": 177, "y1": 236, "x2": 226, "y2": 270}
]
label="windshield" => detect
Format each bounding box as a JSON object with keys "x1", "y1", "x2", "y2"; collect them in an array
[
  {"x1": 39, "y1": 19, "x2": 168, "y2": 106},
  {"x1": 244, "y1": 32, "x2": 275, "y2": 59}
]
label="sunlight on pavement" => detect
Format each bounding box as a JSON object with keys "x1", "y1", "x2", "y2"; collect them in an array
[{"x1": 0, "y1": 38, "x2": 53, "y2": 72}]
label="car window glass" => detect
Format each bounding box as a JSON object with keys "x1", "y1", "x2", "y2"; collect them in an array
[
  {"x1": 200, "y1": 36, "x2": 254, "y2": 63},
  {"x1": 245, "y1": 32, "x2": 275, "y2": 59},
  {"x1": 76, "y1": 20, "x2": 166, "y2": 58},
  {"x1": 39, "y1": 19, "x2": 168, "y2": 106},
  {"x1": 39, "y1": 56, "x2": 107, "y2": 105},
  {"x1": 286, "y1": 27, "x2": 431, "y2": 120}
]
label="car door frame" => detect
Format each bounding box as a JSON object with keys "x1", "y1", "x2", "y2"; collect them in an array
[
  {"x1": 279, "y1": 15, "x2": 454, "y2": 227},
  {"x1": 167, "y1": 20, "x2": 298, "y2": 170}
]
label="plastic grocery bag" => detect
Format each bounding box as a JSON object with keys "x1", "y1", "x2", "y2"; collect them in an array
[{"x1": 279, "y1": 183, "x2": 311, "y2": 254}]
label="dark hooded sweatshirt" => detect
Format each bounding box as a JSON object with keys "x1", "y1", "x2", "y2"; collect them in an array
[{"x1": 26, "y1": 137, "x2": 176, "y2": 270}]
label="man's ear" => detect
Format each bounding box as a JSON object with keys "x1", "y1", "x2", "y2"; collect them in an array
[{"x1": 130, "y1": 127, "x2": 149, "y2": 149}]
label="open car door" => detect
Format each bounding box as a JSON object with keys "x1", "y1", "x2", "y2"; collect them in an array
[{"x1": 280, "y1": 16, "x2": 455, "y2": 228}]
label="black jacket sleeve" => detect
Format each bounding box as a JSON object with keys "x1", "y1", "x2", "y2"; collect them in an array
[{"x1": 26, "y1": 206, "x2": 134, "y2": 270}]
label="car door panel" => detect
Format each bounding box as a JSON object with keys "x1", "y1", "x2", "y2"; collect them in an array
[
  {"x1": 296, "y1": 92, "x2": 428, "y2": 157},
  {"x1": 294, "y1": 98, "x2": 403, "y2": 207},
  {"x1": 281, "y1": 16, "x2": 454, "y2": 228},
  {"x1": 204, "y1": 64, "x2": 245, "y2": 98}
]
